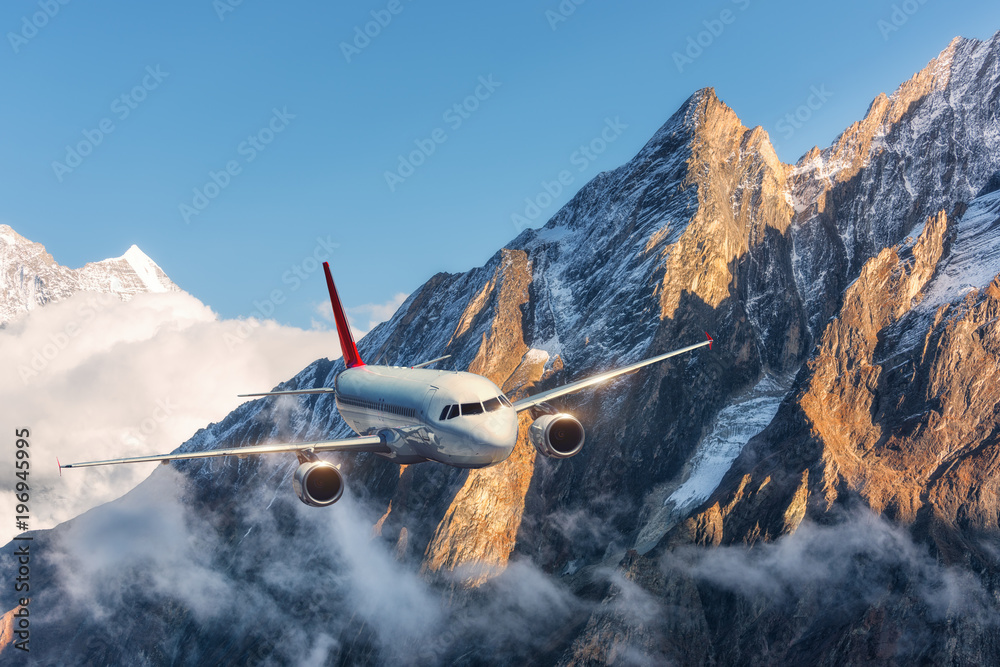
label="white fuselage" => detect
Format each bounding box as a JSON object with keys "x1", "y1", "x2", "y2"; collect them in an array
[{"x1": 334, "y1": 365, "x2": 519, "y2": 468}]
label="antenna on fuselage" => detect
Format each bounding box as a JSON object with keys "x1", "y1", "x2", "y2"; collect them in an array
[{"x1": 411, "y1": 355, "x2": 451, "y2": 369}]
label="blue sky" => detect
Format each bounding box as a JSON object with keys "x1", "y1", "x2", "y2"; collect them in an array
[{"x1": 2, "y1": 0, "x2": 998, "y2": 330}]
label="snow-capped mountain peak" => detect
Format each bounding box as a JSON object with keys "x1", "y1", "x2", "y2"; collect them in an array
[
  {"x1": 118, "y1": 243, "x2": 172, "y2": 294},
  {"x1": 0, "y1": 228, "x2": 179, "y2": 325}
]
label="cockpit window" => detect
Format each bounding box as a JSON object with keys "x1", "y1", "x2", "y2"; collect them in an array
[
  {"x1": 439, "y1": 405, "x2": 451, "y2": 421},
  {"x1": 461, "y1": 402, "x2": 484, "y2": 416},
  {"x1": 447, "y1": 404, "x2": 460, "y2": 420},
  {"x1": 499, "y1": 395, "x2": 513, "y2": 408},
  {"x1": 483, "y1": 397, "x2": 502, "y2": 412}
]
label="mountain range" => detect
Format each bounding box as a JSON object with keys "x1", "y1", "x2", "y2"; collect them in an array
[
  {"x1": 3, "y1": 31, "x2": 1000, "y2": 666},
  {"x1": 0, "y1": 224, "x2": 178, "y2": 326}
]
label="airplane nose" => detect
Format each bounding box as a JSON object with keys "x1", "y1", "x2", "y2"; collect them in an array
[
  {"x1": 473, "y1": 411, "x2": 518, "y2": 462},
  {"x1": 476, "y1": 412, "x2": 516, "y2": 441},
  {"x1": 473, "y1": 425, "x2": 505, "y2": 449}
]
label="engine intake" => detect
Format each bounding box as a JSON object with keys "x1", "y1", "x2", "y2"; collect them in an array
[
  {"x1": 529, "y1": 413, "x2": 585, "y2": 459},
  {"x1": 292, "y1": 461, "x2": 344, "y2": 507}
]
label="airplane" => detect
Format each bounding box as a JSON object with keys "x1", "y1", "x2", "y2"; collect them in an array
[{"x1": 61, "y1": 262, "x2": 713, "y2": 508}]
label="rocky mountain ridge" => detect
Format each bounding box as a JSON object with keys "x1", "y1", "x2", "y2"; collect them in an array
[{"x1": 789, "y1": 34, "x2": 1000, "y2": 335}]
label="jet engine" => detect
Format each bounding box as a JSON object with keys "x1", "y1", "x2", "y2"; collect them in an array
[
  {"x1": 292, "y1": 460, "x2": 344, "y2": 507},
  {"x1": 529, "y1": 413, "x2": 585, "y2": 459}
]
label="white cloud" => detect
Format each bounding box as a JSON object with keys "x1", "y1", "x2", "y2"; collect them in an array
[
  {"x1": 311, "y1": 291, "x2": 408, "y2": 352},
  {"x1": 43, "y1": 457, "x2": 589, "y2": 664},
  {"x1": 313, "y1": 292, "x2": 409, "y2": 334},
  {"x1": 312, "y1": 299, "x2": 335, "y2": 323},
  {"x1": 670, "y1": 510, "x2": 1000, "y2": 626},
  {"x1": 49, "y1": 467, "x2": 237, "y2": 622},
  {"x1": 348, "y1": 292, "x2": 409, "y2": 333},
  {"x1": 0, "y1": 289, "x2": 340, "y2": 544}
]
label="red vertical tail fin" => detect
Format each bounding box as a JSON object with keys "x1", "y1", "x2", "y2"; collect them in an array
[{"x1": 323, "y1": 262, "x2": 365, "y2": 368}]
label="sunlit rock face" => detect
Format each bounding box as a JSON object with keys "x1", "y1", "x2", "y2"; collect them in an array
[{"x1": 5, "y1": 31, "x2": 1000, "y2": 667}]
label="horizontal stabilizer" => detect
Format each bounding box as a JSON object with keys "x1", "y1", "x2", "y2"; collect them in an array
[{"x1": 239, "y1": 388, "x2": 335, "y2": 398}]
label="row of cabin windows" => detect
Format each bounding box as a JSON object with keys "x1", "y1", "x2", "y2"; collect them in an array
[
  {"x1": 337, "y1": 394, "x2": 417, "y2": 419},
  {"x1": 438, "y1": 395, "x2": 513, "y2": 421}
]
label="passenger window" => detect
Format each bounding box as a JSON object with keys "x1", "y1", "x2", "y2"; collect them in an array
[
  {"x1": 461, "y1": 402, "x2": 484, "y2": 416},
  {"x1": 499, "y1": 395, "x2": 512, "y2": 408},
  {"x1": 439, "y1": 405, "x2": 450, "y2": 421},
  {"x1": 448, "y1": 404, "x2": 460, "y2": 420},
  {"x1": 483, "y1": 397, "x2": 502, "y2": 412}
]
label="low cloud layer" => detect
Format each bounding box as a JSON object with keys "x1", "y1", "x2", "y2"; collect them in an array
[
  {"x1": 660, "y1": 509, "x2": 1000, "y2": 662},
  {"x1": 25, "y1": 433, "x2": 1000, "y2": 664},
  {"x1": 0, "y1": 289, "x2": 339, "y2": 544},
  {"x1": 672, "y1": 511, "x2": 998, "y2": 622},
  {"x1": 49, "y1": 468, "x2": 236, "y2": 622},
  {"x1": 41, "y1": 460, "x2": 587, "y2": 665}
]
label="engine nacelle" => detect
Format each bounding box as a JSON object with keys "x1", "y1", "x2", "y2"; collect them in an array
[
  {"x1": 529, "y1": 413, "x2": 585, "y2": 459},
  {"x1": 292, "y1": 460, "x2": 344, "y2": 507}
]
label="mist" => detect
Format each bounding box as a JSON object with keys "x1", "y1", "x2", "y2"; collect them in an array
[{"x1": 38, "y1": 457, "x2": 591, "y2": 665}]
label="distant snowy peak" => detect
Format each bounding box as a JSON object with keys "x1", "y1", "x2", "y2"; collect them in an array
[
  {"x1": 0, "y1": 224, "x2": 180, "y2": 325},
  {"x1": 83, "y1": 243, "x2": 174, "y2": 294}
]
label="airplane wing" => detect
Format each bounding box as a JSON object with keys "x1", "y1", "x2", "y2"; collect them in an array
[
  {"x1": 511, "y1": 334, "x2": 713, "y2": 413},
  {"x1": 59, "y1": 434, "x2": 389, "y2": 470}
]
